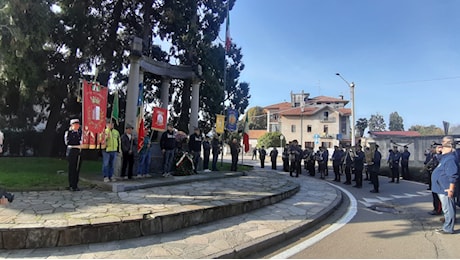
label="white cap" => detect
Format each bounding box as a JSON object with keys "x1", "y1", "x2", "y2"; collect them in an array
[{"x1": 70, "y1": 119, "x2": 80, "y2": 125}]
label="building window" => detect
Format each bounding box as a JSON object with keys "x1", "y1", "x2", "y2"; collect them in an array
[
  {"x1": 322, "y1": 142, "x2": 332, "y2": 148},
  {"x1": 305, "y1": 141, "x2": 314, "y2": 148},
  {"x1": 307, "y1": 125, "x2": 312, "y2": 133},
  {"x1": 323, "y1": 111, "x2": 329, "y2": 120},
  {"x1": 291, "y1": 125, "x2": 296, "y2": 133},
  {"x1": 323, "y1": 125, "x2": 329, "y2": 135}
]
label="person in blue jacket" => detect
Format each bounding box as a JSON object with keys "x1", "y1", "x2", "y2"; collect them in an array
[{"x1": 431, "y1": 136, "x2": 458, "y2": 234}]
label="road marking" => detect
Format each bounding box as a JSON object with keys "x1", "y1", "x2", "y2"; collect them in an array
[{"x1": 270, "y1": 183, "x2": 357, "y2": 259}]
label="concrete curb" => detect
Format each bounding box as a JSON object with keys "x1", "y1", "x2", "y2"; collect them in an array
[{"x1": 208, "y1": 187, "x2": 344, "y2": 259}]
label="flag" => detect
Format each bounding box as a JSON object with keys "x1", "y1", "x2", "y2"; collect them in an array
[
  {"x1": 225, "y1": 5, "x2": 231, "y2": 52},
  {"x1": 243, "y1": 115, "x2": 250, "y2": 153},
  {"x1": 151, "y1": 107, "x2": 168, "y2": 131},
  {"x1": 137, "y1": 82, "x2": 145, "y2": 152},
  {"x1": 81, "y1": 80, "x2": 108, "y2": 149},
  {"x1": 111, "y1": 90, "x2": 119, "y2": 125},
  {"x1": 216, "y1": 114, "x2": 225, "y2": 134},
  {"x1": 226, "y1": 109, "x2": 238, "y2": 132},
  {"x1": 137, "y1": 117, "x2": 145, "y2": 153}
]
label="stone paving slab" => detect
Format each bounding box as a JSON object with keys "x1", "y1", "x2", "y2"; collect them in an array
[{"x1": 0, "y1": 170, "x2": 342, "y2": 258}]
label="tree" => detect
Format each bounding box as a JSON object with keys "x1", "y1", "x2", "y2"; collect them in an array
[
  {"x1": 408, "y1": 125, "x2": 444, "y2": 136},
  {"x1": 389, "y1": 112, "x2": 404, "y2": 131},
  {"x1": 257, "y1": 132, "x2": 281, "y2": 148},
  {"x1": 368, "y1": 113, "x2": 386, "y2": 131},
  {"x1": 0, "y1": 0, "x2": 246, "y2": 155},
  {"x1": 246, "y1": 106, "x2": 267, "y2": 130},
  {"x1": 356, "y1": 118, "x2": 368, "y2": 137}
]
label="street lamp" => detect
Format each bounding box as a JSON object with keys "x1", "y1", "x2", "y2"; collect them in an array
[{"x1": 336, "y1": 73, "x2": 356, "y2": 146}]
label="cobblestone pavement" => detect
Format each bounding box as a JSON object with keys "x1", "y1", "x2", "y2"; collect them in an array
[{"x1": 0, "y1": 168, "x2": 342, "y2": 259}]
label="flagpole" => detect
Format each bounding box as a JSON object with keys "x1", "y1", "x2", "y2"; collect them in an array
[{"x1": 221, "y1": 2, "x2": 230, "y2": 168}]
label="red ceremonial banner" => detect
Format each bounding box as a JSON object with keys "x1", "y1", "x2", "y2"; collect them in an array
[
  {"x1": 81, "y1": 80, "x2": 108, "y2": 149},
  {"x1": 151, "y1": 107, "x2": 168, "y2": 131}
]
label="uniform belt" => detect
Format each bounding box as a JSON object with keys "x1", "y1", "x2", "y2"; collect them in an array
[{"x1": 67, "y1": 145, "x2": 81, "y2": 149}]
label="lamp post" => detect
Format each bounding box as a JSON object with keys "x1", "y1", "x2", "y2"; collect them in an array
[{"x1": 336, "y1": 73, "x2": 356, "y2": 146}]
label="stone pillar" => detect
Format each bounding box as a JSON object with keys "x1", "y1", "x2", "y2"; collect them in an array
[
  {"x1": 266, "y1": 110, "x2": 270, "y2": 132},
  {"x1": 125, "y1": 55, "x2": 141, "y2": 130},
  {"x1": 189, "y1": 79, "x2": 200, "y2": 134},
  {"x1": 160, "y1": 77, "x2": 170, "y2": 109}
]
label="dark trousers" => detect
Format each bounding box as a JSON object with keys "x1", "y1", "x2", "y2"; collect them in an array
[
  {"x1": 354, "y1": 167, "x2": 363, "y2": 187},
  {"x1": 290, "y1": 159, "x2": 300, "y2": 177},
  {"x1": 401, "y1": 161, "x2": 409, "y2": 179},
  {"x1": 192, "y1": 151, "x2": 200, "y2": 172},
  {"x1": 121, "y1": 152, "x2": 134, "y2": 178},
  {"x1": 432, "y1": 192, "x2": 442, "y2": 214},
  {"x1": 333, "y1": 162, "x2": 341, "y2": 181},
  {"x1": 231, "y1": 154, "x2": 238, "y2": 171},
  {"x1": 370, "y1": 168, "x2": 379, "y2": 191},
  {"x1": 203, "y1": 150, "x2": 210, "y2": 170},
  {"x1": 212, "y1": 152, "x2": 219, "y2": 171},
  {"x1": 344, "y1": 165, "x2": 352, "y2": 183},
  {"x1": 271, "y1": 159, "x2": 277, "y2": 170},
  {"x1": 391, "y1": 165, "x2": 400, "y2": 182},
  {"x1": 307, "y1": 161, "x2": 315, "y2": 176},
  {"x1": 260, "y1": 156, "x2": 265, "y2": 168},
  {"x1": 68, "y1": 148, "x2": 81, "y2": 189},
  {"x1": 283, "y1": 158, "x2": 289, "y2": 172}
]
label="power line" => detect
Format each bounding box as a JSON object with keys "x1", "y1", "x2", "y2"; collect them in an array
[{"x1": 385, "y1": 76, "x2": 460, "y2": 85}]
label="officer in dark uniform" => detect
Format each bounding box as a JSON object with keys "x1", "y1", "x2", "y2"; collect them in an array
[
  {"x1": 370, "y1": 145, "x2": 382, "y2": 193},
  {"x1": 389, "y1": 145, "x2": 402, "y2": 183},
  {"x1": 64, "y1": 119, "x2": 82, "y2": 191}
]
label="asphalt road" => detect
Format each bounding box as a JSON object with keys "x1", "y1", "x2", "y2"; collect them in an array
[{"x1": 257, "y1": 170, "x2": 460, "y2": 259}]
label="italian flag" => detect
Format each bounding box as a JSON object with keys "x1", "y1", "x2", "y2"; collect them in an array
[
  {"x1": 225, "y1": 7, "x2": 231, "y2": 52},
  {"x1": 243, "y1": 115, "x2": 249, "y2": 153}
]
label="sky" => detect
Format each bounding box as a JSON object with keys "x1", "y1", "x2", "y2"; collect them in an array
[{"x1": 221, "y1": 0, "x2": 460, "y2": 130}]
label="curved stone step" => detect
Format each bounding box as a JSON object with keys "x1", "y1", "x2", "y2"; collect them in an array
[{"x1": 0, "y1": 173, "x2": 299, "y2": 249}]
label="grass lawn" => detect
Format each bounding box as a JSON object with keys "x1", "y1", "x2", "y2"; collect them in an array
[
  {"x1": 0, "y1": 157, "x2": 102, "y2": 191},
  {"x1": 0, "y1": 157, "x2": 252, "y2": 191}
]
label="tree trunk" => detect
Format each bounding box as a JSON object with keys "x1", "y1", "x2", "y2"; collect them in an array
[
  {"x1": 41, "y1": 97, "x2": 64, "y2": 156},
  {"x1": 177, "y1": 79, "x2": 191, "y2": 133}
]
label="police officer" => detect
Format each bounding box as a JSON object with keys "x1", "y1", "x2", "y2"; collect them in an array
[{"x1": 64, "y1": 119, "x2": 82, "y2": 191}]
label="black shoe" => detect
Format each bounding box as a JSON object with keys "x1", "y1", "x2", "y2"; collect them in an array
[
  {"x1": 353, "y1": 185, "x2": 361, "y2": 188},
  {"x1": 389, "y1": 180, "x2": 394, "y2": 183},
  {"x1": 370, "y1": 189, "x2": 379, "y2": 193},
  {"x1": 343, "y1": 181, "x2": 351, "y2": 185},
  {"x1": 72, "y1": 187, "x2": 81, "y2": 191},
  {"x1": 364, "y1": 178, "x2": 369, "y2": 181}
]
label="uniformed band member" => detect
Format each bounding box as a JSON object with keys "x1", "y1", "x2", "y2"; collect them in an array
[
  {"x1": 331, "y1": 145, "x2": 344, "y2": 182},
  {"x1": 401, "y1": 145, "x2": 411, "y2": 180},
  {"x1": 370, "y1": 145, "x2": 382, "y2": 193},
  {"x1": 64, "y1": 119, "x2": 82, "y2": 191},
  {"x1": 389, "y1": 145, "x2": 401, "y2": 183},
  {"x1": 352, "y1": 145, "x2": 365, "y2": 188},
  {"x1": 343, "y1": 146, "x2": 353, "y2": 185}
]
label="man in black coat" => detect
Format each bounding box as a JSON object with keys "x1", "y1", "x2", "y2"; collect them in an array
[
  {"x1": 121, "y1": 124, "x2": 137, "y2": 179},
  {"x1": 259, "y1": 146, "x2": 267, "y2": 168},
  {"x1": 230, "y1": 138, "x2": 240, "y2": 171},
  {"x1": 188, "y1": 127, "x2": 203, "y2": 173}
]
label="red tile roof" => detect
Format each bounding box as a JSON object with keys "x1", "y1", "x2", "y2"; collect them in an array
[
  {"x1": 308, "y1": 96, "x2": 349, "y2": 104},
  {"x1": 248, "y1": 130, "x2": 267, "y2": 139},
  {"x1": 369, "y1": 131, "x2": 421, "y2": 137},
  {"x1": 264, "y1": 102, "x2": 291, "y2": 110}
]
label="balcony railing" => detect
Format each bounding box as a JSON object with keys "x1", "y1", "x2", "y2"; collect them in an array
[{"x1": 320, "y1": 117, "x2": 336, "y2": 123}]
